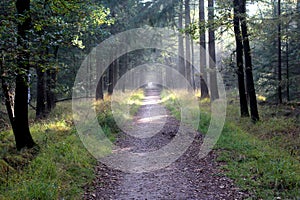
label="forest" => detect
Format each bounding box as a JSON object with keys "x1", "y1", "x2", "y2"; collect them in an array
[{"x1": 0, "y1": 0, "x2": 299, "y2": 199}]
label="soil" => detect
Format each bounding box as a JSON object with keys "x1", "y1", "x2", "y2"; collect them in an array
[{"x1": 84, "y1": 87, "x2": 250, "y2": 200}]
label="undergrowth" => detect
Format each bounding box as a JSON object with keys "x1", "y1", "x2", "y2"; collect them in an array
[
  {"x1": 161, "y1": 89, "x2": 300, "y2": 199},
  {"x1": 0, "y1": 89, "x2": 144, "y2": 200}
]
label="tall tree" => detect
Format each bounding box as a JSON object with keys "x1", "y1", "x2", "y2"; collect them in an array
[
  {"x1": 233, "y1": 0, "x2": 249, "y2": 117},
  {"x1": 13, "y1": 0, "x2": 36, "y2": 150},
  {"x1": 178, "y1": 0, "x2": 186, "y2": 80},
  {"x1": 277, "y1": 0, "x2": 283, "y2": 104},
  {"x1": 208, "y1": 0, "x2": 219, "y2": 100},
  {"x1": 36, "y1": 65, "x2": 46, "y2": 119},
  {"x1": 199, "y1": 0, "x2": 209, "y2": 98},
  {"x1": 107, "y1": 61, "x2": 115, "y2": 95},
  {"x1": 240, "y1": 0, "x2": 259, "y2": 121},
  {"x1": 185, "y1": 0, "x2": 192, "y2": 86}
]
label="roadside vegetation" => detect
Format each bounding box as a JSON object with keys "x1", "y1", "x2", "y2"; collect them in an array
[
  {"x1": 162, "y1": 89, "x2": 300, "y2": 199},
  {"x1": 0, "y1": 89, "x2": 144, "y2": 200}
]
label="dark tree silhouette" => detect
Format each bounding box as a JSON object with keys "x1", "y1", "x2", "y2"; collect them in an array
[{"x1": 233, "y1": 0, "x2": 249, "y2": 117}]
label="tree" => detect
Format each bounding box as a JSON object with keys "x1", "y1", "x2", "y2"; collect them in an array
[
  {"x1": 108, "y1": 61, "x2": 115, "y2": 95},
  {"x1": 13, "y1": 0, "x2": 36, "y2": 150},
  {"x1": 240, "y1": 0, "x2": 259, "y2": 121},
  {"x1": 199, "y1": 0, "x2": 209, "y2": 98},
  {"x1": 185, "y1": 0, "x2": 192, "y2": 86},
  {"x1": 178, "y1": 0, "x2": 186, "y2": 80},
  {"x1": 233, "y1": 0, "x2": 249, "y2": 117},
  {"x1": 208, "y1": 0, "x2": 219, "y2": 100},
  {"x1": 277, "y1": 0, "x2": 283, "y2": 104}
]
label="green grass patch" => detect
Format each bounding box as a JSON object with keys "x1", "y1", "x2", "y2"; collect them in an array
[
  {"x1": 0, "y1": 102, "x2": 96, "y2": 200},
  {"x1": 162, "y1": 89, "x2": 300, "y2": 199},
  {"x1": 0, "y1": 89, "x2": 144, "y2": 200}
]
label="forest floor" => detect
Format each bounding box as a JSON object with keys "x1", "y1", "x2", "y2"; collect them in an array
[{"x1": 84, "y1": 87, "x2": 249, "y2": 199}]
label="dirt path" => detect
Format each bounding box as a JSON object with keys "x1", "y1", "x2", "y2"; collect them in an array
[{"x1": 84, "y1": 88, "x2": 249, "y2": 199}]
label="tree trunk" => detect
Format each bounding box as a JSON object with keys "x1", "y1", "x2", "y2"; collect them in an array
[
  {"x1": 113, "y1": 59, "x2": 118, "y2": 88},
  {"x1": 46, "y1": 69, "x2": 56, "y2": 111},
  {"x1": 46, "y1": 47, "x2": 58, "y2": 111},
  {"x1": 178, "y1": 0, "x2": 185, "y2": 81},
  {"x1": 208, "y1": 0, "x2": 219, "y2": 101},
  {"x1": 119, "y1": 53, "x2": 128, "y2": 93},
  {"x1": 185, "y1": 0, "x2": 192, "y2": 86},
  {"x1": 286, "y1": 30, "x2": 290, "y2": 102},
  {"x1": 36, "y1": 67, "x2": 46, "y2": 119},
  {"x1": 234, "y1": 0, "x2": 249, "y2": 117},
  {"x1": 191, "y1": 39, "x2": 196, "y2": 90},
  {"x1": 199, "y1": 0, "x2": 209, "y2": 98},
  {"x1": 108, "y1": 62, "x2": 114, "y2": 95},
  {"x1": 1, "y1": 55, "x2": 14, "y2": 127},
  {"x1": 96, "y1": 48, "x2": 104, "y2": 100},
  {"x1": 96, "y1": 76, "x2": 104, "y2": 100},
  {"x1": 277, "y1": 0, "x2": 282, "y2": 104},
  {"x1": 14, "y1": 0, "x2": 35, "y2": 150},
  {"x1": 240, "y1": 0, "x2": 259, "y2": 122}
]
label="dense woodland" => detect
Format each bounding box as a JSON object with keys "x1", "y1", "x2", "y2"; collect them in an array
[{"x1": 0, "y1": 0, "x2": 299, "y2": 199}]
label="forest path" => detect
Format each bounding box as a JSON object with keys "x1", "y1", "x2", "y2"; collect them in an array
[{"x1": 85, "y1": 87, "x2": 249, "y2": 200}]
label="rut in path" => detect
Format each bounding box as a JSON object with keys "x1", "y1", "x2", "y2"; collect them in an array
[{"x1": 85, "y1": 87, "x2": 249, "y2": 200}]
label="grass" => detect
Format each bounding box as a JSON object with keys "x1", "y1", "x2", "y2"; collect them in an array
[
  {"x1": 0, "y1": 89, "x2": 144, "y2": 200},
  {"x1": 0, "y1": 102, "x2": 96, "y2": 200},
  {"x1": 161, "y1": 89, "x2": 300, "y2": 199}
]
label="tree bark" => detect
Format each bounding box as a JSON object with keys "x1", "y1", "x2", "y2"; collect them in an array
[
  {"x1": 191, "y1": 39, "x2": 196, "y2": 90},
  {"x1": 178, "y1": 0, "x2": 185, "y2": 82},
  {"x1": 46, "y1": 68, "x2": 57, "y2": 111},
  {"x1": 285, "y1": 29, "x2": 290, "y2": 102},
  {"x1": 233, "y1": 0, "x2": 249, "y2": 117},
  {"x1": 277, "y1": 0, "x2": 282, "y2": 104},
  {"x1": 240, "y1": 0, "x2": 259, "y2": 121},
  {"x1": 199, "y1": 0, "x2": 209, "y2": 98},
  {"x1": 46, "y1": 47, "x2": 58, "y2": 111},
  {"x1": 185, "y1": 0, "x2": 192, "y2": 86},
  {"x1": 36, "y1": 67, "x2": 46, "y2": 119},
  {"x1": 108, "y1": 62, "x2": 114, "y2": 95},
  {"x1": 14, "y1": 0, "x2": 35, "y2": 150},
  {"x1": 208, "y1": 0, "x2": 219, "y2": 100},
  {"x1": 96, "y1": 48, "x2": 104, "y2": 100},
  {"x1": 1, "y1": 55, "x2": 14, "y2": 127},
  {"x1": 96, "y1": 76, "x2": 104, "y2": 100}
]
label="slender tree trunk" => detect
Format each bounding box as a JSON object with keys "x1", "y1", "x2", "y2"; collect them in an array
[
  {"x1": 234, "y1": 0, "x2": 249, "y2": 117},
  {"x1": 208, "y1": 0, "x2": 219, "y2": 100},
  {"x1": 122, "y1": 53, "x2": 129, "y2": 92},
  {"x1": 36, "y1": 67, "x2": 46, "y2": 119},
  {"x1": 191, "y1": 39, "x2": 196, "y2": 90},
  {"x1": 14, "y1": 0, "x2": 35, "y2": 150},
  {"x1": 46, "y1": 69, "x2": 56, "y2": 111},
  {"x1": 108, "y1": 62, "x2": 114, "y2": 95},
  {"x1": 46, "y1": 47, "x2": 58, "y2": 111},
  {"x1": 1, "y1": 55, "x2": 14, "y2": 127},
  {"x1": 199, "y1": 0, "x2": 209, "y2": 98},
  {"x1": 178, "y1": 0, "x2": 185, "y2": 82},
  {"x1": 277, "y1": 0, "x2": 282, "y2": 104},
  {"x1": 96, "y1": 76, "x2": 104, "y2": 100},
  {"x1": 113, "y1": 59, "x2": 118, "y2": 88},
  {"x1": 240, "y1": 0, "x2": 259, "y2": 121},
  {"x1": 96, "y1": 48, "x2": 104, "y2": 100},
  {"x1": 185, "y1": 0, "x2": 192, "y2": 86},
  {"x1": 286, "y1": 30, "x2": 290, "y2": 102}
]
